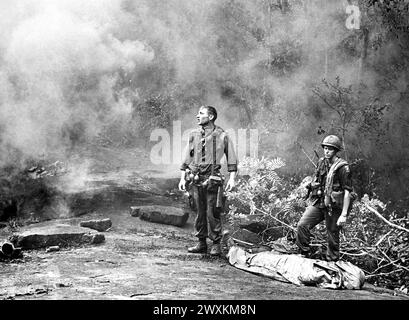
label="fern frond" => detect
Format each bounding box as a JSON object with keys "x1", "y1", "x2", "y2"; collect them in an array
[{"x1": 265, "y1": 157, "x2": 286, "y2": 171}]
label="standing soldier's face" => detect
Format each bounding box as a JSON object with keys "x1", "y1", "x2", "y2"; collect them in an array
[
  {"x1": 196, "y1": 107, "x2": 213, "y2": 125},
  {"x1": 323, "y1": 146, "x2": 337, "y2": 159}
]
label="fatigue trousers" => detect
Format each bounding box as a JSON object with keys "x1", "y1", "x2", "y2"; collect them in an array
[
  {"x1": 296, "y1": 205, "x2": 341, "y2": 261},
  {"x1": 191, "y1": 184, "x2": 222, "y2": 243}
]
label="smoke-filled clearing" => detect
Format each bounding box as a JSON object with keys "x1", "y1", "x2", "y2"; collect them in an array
[{"x1": 0, "y1": 0, "x2": 408, "y2": 218}]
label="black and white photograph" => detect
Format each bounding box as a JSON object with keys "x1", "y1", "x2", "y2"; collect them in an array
[{"x1": 1, "y1": 0, "x2": 409, "y2": 308}]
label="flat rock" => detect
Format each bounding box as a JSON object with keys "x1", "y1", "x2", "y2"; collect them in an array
[
  {"x1": 9, "y1": 223, "x2": 105, "y2": 249},
  {"x1": 132, "y1": 205, "x2": 190, "y2": 227},
  {"x1": 129, "y1": 207, "x2": 140, "y2": 217},
  {"x1": 80, "y1": 218, "x2": 112, "y2": 232}
]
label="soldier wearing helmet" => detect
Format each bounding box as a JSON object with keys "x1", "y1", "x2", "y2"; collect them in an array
[
  {"x1": 321, "y1": 135, "x2": 343, "y2": 151},
  {"x1": 296, "y1": 135, "x2": 353, "y2": 261}
]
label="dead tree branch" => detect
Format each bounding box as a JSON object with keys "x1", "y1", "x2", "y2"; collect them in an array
[{"x1": 365, "y1": 203, "x2": 409, "y2": 233}]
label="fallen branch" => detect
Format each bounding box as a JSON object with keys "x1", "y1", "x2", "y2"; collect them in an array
[
  {"x1": 365, "y1": 269, "x2": 403, "y2": 278},
  {"x1": 254, "y1": 207, "x2": 296, "y2": 232},
  {"x1": 365, "y1": 203, "x2": 409, "y2": 233},
  {"x1": 378, "y1": 249, "x2": 409, "y2": 273},
  {"x1": 340, "y1": 250, "x2": 369, "y2": 257},
  {"x1": 231, "y1": 237, "x2": 257, "y2": 247},
  {"x1": 375, "y1": 230, "x2": 392, "y2": 247},
  {"x1": 341, "y1": 247, "x2": 380, "y2": 260},
  {"x1": 371, "y1": 258, "x2": 401, "y2": 274}
]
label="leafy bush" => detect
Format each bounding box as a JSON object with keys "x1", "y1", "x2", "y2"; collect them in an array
[{"x1": 226, "y1": 156, "x2": 304, "y2": 241}]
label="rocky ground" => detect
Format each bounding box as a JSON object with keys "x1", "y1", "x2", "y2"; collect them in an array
[{"x1": 0, "y1": 145, "x2": 408, "y2": 301}]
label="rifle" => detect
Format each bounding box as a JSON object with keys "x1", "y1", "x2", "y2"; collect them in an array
[{"x1": 302, "y1": 150, "x2": 322, "y2": 201}]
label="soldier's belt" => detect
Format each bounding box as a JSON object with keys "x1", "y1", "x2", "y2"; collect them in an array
[{"x1": 209, "y1": 175, "x2": 222, "y2": 182}]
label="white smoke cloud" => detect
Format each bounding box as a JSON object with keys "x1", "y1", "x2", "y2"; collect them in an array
[{"x1": 0, "y1": 0, "x2": 154, "y2": 163}]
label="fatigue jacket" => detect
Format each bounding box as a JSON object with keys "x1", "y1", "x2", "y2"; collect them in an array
[
  {"x1": 180, "y1": 124, "x2": 238, "y2": 176},
  {"x1": 311, "y1": 157, "x2": 353, "y2": 208}
]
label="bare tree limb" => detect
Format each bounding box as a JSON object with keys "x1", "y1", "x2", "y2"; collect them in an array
[
  {"x1": 375, "y1": 230, "x2": 393, "y2": 247},
  {"x1": 340, "y1": 250, "x2": 369, "y2": 257},
  {"x1": 377, "y1": 249, "x2": 409, "y2": 273},
  {"x1": 365, "y1": 269, "x2": 403, "y2": 278},
  {"x1": 230, "y1": 237, "x2": 257, "y2": 247},
  {"x1": 370, "y1": 258, "x2": 401, "y2": 274},
  {"x1": 312, "y1": 88, "x2": 342, "y2": 117},
  {"x1": 365, "y1": 203, "x2": 409, "y2": 233}
]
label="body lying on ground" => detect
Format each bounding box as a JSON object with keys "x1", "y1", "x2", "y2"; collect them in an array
[{"x1": 227, "y1": 245, "x2": 365, "y2": 290}]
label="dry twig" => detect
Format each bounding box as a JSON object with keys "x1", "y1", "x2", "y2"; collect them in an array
[{"x1": 254, "y1": 207, "x2": 296, "y2": 231}]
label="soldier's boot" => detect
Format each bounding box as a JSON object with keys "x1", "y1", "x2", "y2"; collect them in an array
[
  {"x1": 209, "y1": 242, "x2": 221, "y2": 256},
  {"x1": 188, "y1": 239, "x2": 207, "y2": 254}
]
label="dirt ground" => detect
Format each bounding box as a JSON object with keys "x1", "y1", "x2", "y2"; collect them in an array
[{"x1": 0, "y1": 145, "x2": 408, "y2": 301}]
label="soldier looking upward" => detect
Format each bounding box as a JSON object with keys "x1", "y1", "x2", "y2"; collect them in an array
[{"x1": 178, "y1": 105, "x2": 237, "y2": 256}]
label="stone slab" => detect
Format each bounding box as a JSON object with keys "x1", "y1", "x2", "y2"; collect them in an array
[
  {"x1": 9, "y1": 223, "x2": 105, "y2": 249},
  {"x1": 80, "y1": 218, "x2": 112, "y2": 232},
  {"x1": 129, "y1": 207, "x2": 141, "y2": 217},
  {"x1": 131, "y1": 205, "x2": 190, "y2": 227}
]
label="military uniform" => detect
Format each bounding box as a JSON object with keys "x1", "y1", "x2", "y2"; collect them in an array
[
  {"x1": 296, "y1": 156, "x2": 352, "y2": 261},
  {"x1": 181, "y1": 124, "x2": 237, "y2": 245}
]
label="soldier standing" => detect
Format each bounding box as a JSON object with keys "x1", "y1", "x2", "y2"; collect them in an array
[
  {"x1": 178, "y1": 105, "x2": 238, "y2": 256},
  {"x1": 296, "y1": 135, "x2": 353, "y2": 261}
]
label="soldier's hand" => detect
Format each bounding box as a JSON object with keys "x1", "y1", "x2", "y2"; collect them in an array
[
  {"x1": 178, "y1": 179, "x2": 186, "y2": 191},
  {"x1": 225, "y1": 178, "x2": 235, "y2": 192},
  {"x1": 336, "y1": 215, "x2": 347, "y2": 227}
]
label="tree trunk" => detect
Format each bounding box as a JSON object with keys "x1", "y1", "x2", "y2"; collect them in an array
[
  {"x1": 242, "y1": 102, "x2": 254, "y2": 126},
  {"x1": 278, "y1": 0, "x2": 290, "y2": 13},
  {"x1": 358, "y1": 27, "x2": 369, "y2": 82}
]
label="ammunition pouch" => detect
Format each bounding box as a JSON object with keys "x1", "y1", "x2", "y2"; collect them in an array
[
  {"x1": 309, "y1": 182, "x2": 323, "y2": 197},
  {"x1": 311, "y1": 188, "x2": 323, "y2": 197}
]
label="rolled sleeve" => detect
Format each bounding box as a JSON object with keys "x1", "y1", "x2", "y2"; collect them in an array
[
  {"x1": 227, "y1": 163, "x2": 238, "y2": 172},
  {"x1": 180, "y1": 132, "x2": 194, "y2": 170},
  {"x1": 224, "y1": 134, "x2": 238, "y2": 172},
  {"x1": 339, "y1": 165, "x2": 353, "y2": 192}
]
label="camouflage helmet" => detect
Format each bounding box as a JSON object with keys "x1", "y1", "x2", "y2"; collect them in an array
[{"x1": 321, "y1": 135, "x2": 342, "y2": 151}]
